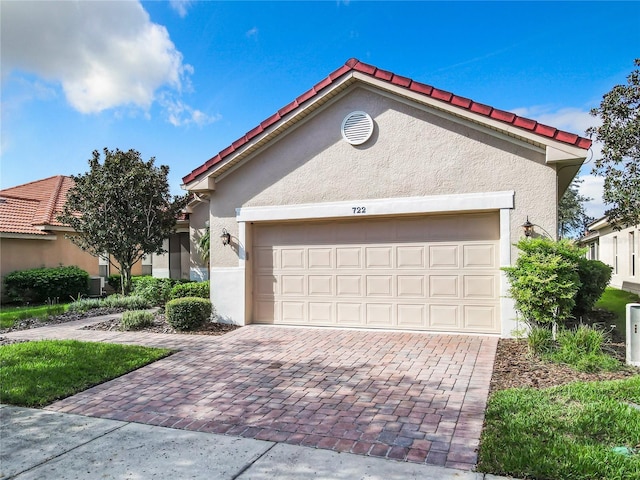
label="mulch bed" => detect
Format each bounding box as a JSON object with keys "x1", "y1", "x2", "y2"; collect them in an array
[
  {"x1": 81, "y1": 313, "x2": 239, "y2": 336},
  {"x1": 2, "y1": 310, "x2": 638, "y2": 392}
]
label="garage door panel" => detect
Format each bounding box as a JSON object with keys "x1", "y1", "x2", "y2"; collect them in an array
[
  {"x1": 281, "y1": 249, "x2": 305, "y2": 269},
  {"x1": 430, "y1": 305, "x2": 459, "y2": 329},
  {"x1": 398, "y1": 304, "x2": 425, "y2": 327},
  {"x1": 253, "y1": 213, "x2": 500, "y2": 333},
  {"x1": 463, "y1": 244, "x2": 496, "y2": 268},
  {"x1": 463, "y1": 305, "x2": 496, "y2": 330},
  {"x1": 282, "y1": 302, "x2": 305, "y2": 323},
  {"x1": 429, "y1": 275, "x2": 459, "y2": 298},
  {"x1": 429, "y1": 245, "x2": 459, "y2": 268},
  {"x1": 397, "y1": 246, "x2": 425, "y2": 268},
  {"x1": 337, "y1": 303, "x2": 362, "y2": 324},
  {"x1": 337, "y1": 248, "x2": 361, "y2": 268},
  {"x1": 256, "y1": 275, "x2": 278, "y2": 295},
  {"x1": 309, "y1": 302, "x2": 332, "y2": 323},
  {"x1": 463, "y1": 275, "x2": 496, "y2": 299},
  {"x1": 397, "y1": 275, "x2": 425, "y2": 297},
  {"x1": 365, "y1": 247, "x2": 393, "y2": 268},
  {"x1": 366, "y1": 303, "x2": 393, "y2": 325},
  {"x1": 308, "y1": 248, "x2": 333, "y2": 268},
  {"x1": 282, "y1": 275, "x2": 305, "y2": 296},
  {"x1": 366, "y1": 275, "x2": 393, "y2": 296},
  {"x1": 337, "y1": 275, "x2": 362, "y2": 296}
]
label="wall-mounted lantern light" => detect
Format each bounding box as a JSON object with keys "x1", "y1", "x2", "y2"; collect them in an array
[
  {"x1": 522, "y1": 217, "x2": 534, "y2": 238},
  {"x1": 220, "y1": 228, "x2": 231, "y2": 246}
]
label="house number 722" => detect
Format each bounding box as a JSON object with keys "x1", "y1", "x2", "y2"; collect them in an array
[{"x1": 352, "y1": 207, "x2": 367, "y2": 214}]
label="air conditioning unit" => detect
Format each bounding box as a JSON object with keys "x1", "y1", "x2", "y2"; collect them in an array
[{"x1": 89, "y1": 276, "x2": 105, "y2": 297}]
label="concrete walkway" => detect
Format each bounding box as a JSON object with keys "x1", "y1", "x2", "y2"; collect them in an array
[
  {"x1": 1, "y1": 314, "x2": 507, "y2": 478},
  {"x1": 1, "y1": 405, "x2": 511, "y2": 479}
]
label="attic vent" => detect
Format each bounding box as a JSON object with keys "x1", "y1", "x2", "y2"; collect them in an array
[{"x1": 341, "y1": 111, "x2": 374, "y2": 145}]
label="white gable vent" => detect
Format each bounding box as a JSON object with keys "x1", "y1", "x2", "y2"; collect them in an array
[{"x1": 341, "y1": 111, "x2": 374, "y2": 145}]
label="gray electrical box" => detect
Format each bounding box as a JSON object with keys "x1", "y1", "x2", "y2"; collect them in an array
[{"x1": 627, "y1": 303, "x2": 640, "y2": 367}]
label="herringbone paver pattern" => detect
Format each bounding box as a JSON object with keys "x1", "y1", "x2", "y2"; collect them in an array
[{"x1": 5, "y1": 317, "x2": 497, "y2": 470}]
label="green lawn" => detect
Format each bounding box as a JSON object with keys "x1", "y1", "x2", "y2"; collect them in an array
[
  {"x1": 478, "y1": 376, "x2": 640, "y2": 480},
  {"x1": 0, "y1": 340, "x2": 171, "y2": 407},
  {"x1": 0, "y1": 303, "x2": 70, "y2": 329},
  {"x1": 595, "y1": 287, "x2": 640, "y2": 335}
]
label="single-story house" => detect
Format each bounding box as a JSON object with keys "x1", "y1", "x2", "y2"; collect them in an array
[
  {"x1": 579, "y1": 217, "x2": 639, "y2": 295},
  {"x1": 0, "y1": 175, "x2": 205, "y2": 299},
  {"x1": 182, "y1": 58, "x2": 591, "y2": 336}
]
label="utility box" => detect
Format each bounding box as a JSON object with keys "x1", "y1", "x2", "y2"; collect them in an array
[{"x1": 627, "y1": 303, "x2": 640, "y2": 367}]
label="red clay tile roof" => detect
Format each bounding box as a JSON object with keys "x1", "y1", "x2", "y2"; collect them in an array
[
  {"x1": 183, "y1": 58, "x2": 592, "y2": 185},
  {"x1": 0, "y1": 175, "x2": 74, "y2": 235}
]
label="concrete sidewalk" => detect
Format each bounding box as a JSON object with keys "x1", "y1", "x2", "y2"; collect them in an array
[{"x1": 1, "y1": 405, "x2": 512, "y2": 480}]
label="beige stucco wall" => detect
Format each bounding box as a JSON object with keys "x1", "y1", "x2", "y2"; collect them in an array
[
  {"x1": 595, "y1": 224, "x2": 640, "y2": 295},
  {"x1": 1, "y1": 232, "x2": 144, "y2": 299},
  {"x1": 1, "y1": 234, "x2": 101, "y2": 278},
  {"x1": 207, "y1": 86, "x2": 556, "y2": 268}
]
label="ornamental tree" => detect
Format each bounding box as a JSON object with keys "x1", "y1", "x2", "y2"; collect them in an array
[
  {"x1": 58, "y1": 148, "x2": 188, "y2": 294},
  {"x1": 557, "y1": 178, "x2": 593, "y2": 239},
  {"x1": 587, "y1": 59, "x2": 640, "y2": 228}
]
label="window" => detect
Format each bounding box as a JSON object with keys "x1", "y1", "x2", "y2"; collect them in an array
[
  {"x1": 631, "y1": 231, "x2": 636, "y2": 277},
  {"x1": 613, "y1": 236, "x2": 618, "y2": 274},
  {"x1": 142, "y1": 254, "x2": 153, "y2": 276},
  {"x1": 589, "y1": 241, "x2": 599, "y2": 261},
  {"x1": 98, "y1": 253, "x2": 109, "y2": 278}
]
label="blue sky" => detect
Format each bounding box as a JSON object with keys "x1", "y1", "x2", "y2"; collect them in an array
[{"x1": 1, "y1": 1, "x2": 639, "y2": 219}]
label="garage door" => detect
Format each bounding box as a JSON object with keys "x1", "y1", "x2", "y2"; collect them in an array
[{"x1": 252, "y1": 212, "x2": 500, "y2": 333}]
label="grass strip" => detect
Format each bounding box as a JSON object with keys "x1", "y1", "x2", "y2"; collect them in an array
[
  {"x1": 0, "y1": 304, "x2": 70, "y2": 329},
  {"x1": 478, "y1": 376, "x2": 640, "y2": 480},
  {"x1": 0, "y1": 340, "x2": 171, "y2": 407},
  {"x1": 595, "y1": 287, "x2": 640, "y2": 333}
]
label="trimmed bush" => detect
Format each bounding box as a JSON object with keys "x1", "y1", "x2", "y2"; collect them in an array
[
  {"x1": 165, "y1": 297, "x2": 213, "y2": 331},
  {"x1": 131, "y1": 276, "x2": 177, "y2": 306},
  {"x1": 120, "y1": 310, "x2": 155, "y2": 331},
  {"x1": 170, "y1": 281, "x2": 209, "y2": 300},
  {"x1": 4, "y1": 266, "x2": 89, "y2": 303},
  {"x1": 503, "y1": 238, "x2": 583, "y2": 328},
  {"x1": 573, "y1": 259, "x2": 612, "y2": 318},
  {"x1": 67, "y1": 295, "x2": 150, "y2": 313}
]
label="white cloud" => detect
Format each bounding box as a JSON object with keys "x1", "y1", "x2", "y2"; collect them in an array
[
  {"x1": 578, "y1": 173, "x2": 606, "y2": 220},
  {"x1": 170, "y1": 0, "x2": 193, "y2": 18},
  {"x1": 160, "y1": 94, "x2": 220, "y2": 127},
  {"x1": 1, "y1": 0, "x2": 206, "y2": 125},
  {"x1": 246, "y1": 27, "x2": 259, "y2": 39}
]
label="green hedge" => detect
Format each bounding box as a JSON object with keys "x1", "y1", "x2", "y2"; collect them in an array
[
  {"x1": 4, "y1": 266, "x2": 89, "y2": 303},
  {"x1": 165, "y1": 297, "x2": 213, "y2": 331},
  {"x1": 130, "y1": 276, "x2": 178, "y2": 306},
  {"x1": 120, "y1": 310, "x2": 155, "y2": 331},
  {"x1": 170, "y1": 281, "x2": 209, "y2": 300},
  {"x1": 573, "y1": 258, "x2": 612, "y2": 318}
]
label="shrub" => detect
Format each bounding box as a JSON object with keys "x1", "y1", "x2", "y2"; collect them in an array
[
  {"x1": 165, "y1": 297, "x2": 213, "y2": 331},
  {"x1": 131, "y1": 276, "x2": 176, "y2": 306},
  {"x1": 120, "y1": 310, "x2": 155, "y2": 331},
  {"x1": 67, "y1": 295, "x2": 150, "y2": 313},
  {"x1": 573, "y1": 259, "x2": 612, "y2": 318},
  {"x1": 527, "y1": 327, "x2": 554, "y2": 356},
  {"x1": 4, "y1": 266, "x2": 89, "y2": 303},
  {"x1": 547, "y1": 325, "x2": 620, "y2": 372},
  {"x1": 67, "y1": 298, "x2": 103, "y2": 313},
  {"x1": 503, "y1": 238, "x2": 584, "y2": 328},
  {"x1": 101, "y1": 295, "x2": 150, "y2": 310},
  {"x1": 170, "y1": 281, "x2": 209, "y2": 300}
]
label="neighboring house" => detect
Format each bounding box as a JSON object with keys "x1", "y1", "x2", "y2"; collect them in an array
[
  {"x1": 579, "y1": 217, "x2": 639, "y2": 295},
  {"x1": 182, "y1": 58, "x2": 591, "y2": 337},
  {"x1": 0, "y1": 175, "x2": 202, "y2": 298}
]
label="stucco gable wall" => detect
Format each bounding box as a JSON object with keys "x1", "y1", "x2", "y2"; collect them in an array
[{"x1": 210, "y1": 87, "x2": 556, "y2": 267}]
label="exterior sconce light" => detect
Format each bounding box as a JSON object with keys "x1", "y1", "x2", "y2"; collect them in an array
[
  {"x1": 220, "y1": 228, "x2": 231, "y2": 246},
  {"x1": 522, "y1": 217, "x2": 534, "y2": 238}
]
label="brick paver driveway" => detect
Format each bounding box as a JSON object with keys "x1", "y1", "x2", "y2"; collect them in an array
[{"x1": 39, "y1": 323, "x2": 497, "y2": 470}]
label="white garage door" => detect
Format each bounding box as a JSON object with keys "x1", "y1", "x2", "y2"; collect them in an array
[{"x1": 252, "y1": 212, "x2": 500, "y2": 333}]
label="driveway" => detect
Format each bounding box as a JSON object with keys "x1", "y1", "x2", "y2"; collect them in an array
[{"x1": 14, "y1": 322, "x2": 497, "y2": 470}]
